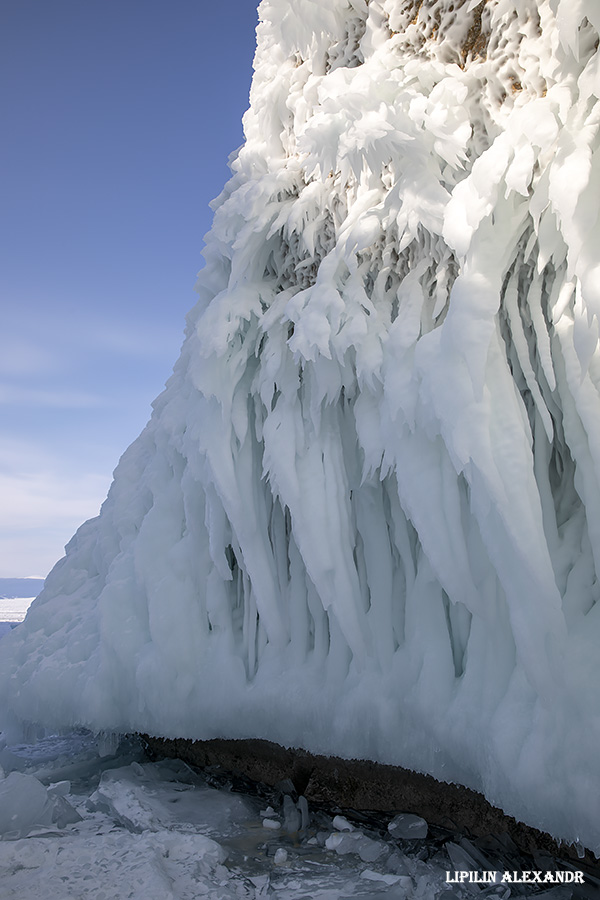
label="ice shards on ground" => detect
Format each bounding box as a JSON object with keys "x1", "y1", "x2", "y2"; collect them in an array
[
  {"x1": 87, "y1": 760, "x2": 255, "y2": 835},
  {"x1": 326, "y1": 830, "x2": 388, "y2": 863},
  {"x1": 0, "y1": 771, "x2": 82, "y2": 839},
  {"x1": 0, "y1": 772, "x2": 52, "y2": 837},
  {"x1": 388, "y1": 813, "x2": 428, "y2": 840},
  {"x1": 1, "y1": 731, "x2": 594, "y2": 900}
]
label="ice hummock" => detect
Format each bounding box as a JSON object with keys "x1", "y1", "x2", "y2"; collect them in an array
[{"x1": 2, "y1": 0, "x2": 600, "y2": 853}]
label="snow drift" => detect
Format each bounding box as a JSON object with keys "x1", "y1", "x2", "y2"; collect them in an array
[{"x1": 3, "y1": 0, "x2": 600, "y2": 852}]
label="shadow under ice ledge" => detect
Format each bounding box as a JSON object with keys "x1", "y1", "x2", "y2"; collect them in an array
[{"x1": 141, "y1": 734, "x2": 600, "y2": 883}]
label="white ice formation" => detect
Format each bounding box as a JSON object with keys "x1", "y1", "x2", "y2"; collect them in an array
[{"x1": 3, "y1": 0, "x2": 600, "y2": 852}]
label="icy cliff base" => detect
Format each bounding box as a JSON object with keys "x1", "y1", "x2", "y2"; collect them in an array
[
  {"x1": 4, "y1": 731, "x2": 565, "y2": 900},
  {"x1": 3, "y1": 0, "x2": 600, "y2": 852}
]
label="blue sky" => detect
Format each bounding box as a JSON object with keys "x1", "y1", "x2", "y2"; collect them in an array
[{"x1": 1, "y1": 0, "x2": 260, "y2": 577}]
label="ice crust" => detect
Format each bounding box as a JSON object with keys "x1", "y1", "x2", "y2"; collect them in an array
[
  {"x1": 1, "y1": 732, "x2": 539, "y2": 900},
  {"x1": 2, "y1": 0, "x2": 600, "y2": 851}
]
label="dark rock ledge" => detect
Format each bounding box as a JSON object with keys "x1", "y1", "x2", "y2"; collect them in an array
[{"x1": 141, "y1": 734, "x2": 599, "y2": 878}]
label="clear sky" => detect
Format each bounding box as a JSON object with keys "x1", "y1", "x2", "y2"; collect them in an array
[{"x1": 1, "y1": 0, "x2": 260, "y2": 578}]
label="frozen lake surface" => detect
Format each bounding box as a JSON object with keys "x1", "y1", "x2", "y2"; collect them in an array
[
  {"x1": 0, "y1": 597, "x2": 34, "y2": 623},
  {"x1": 0, "y1": 595, "x2": 35, "y2": 638},
  {"x1": 0, "y1": 729, "x2": 594, "y2": 899}
]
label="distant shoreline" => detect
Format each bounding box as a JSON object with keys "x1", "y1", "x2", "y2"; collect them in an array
[{"x1": 0, "y1": 577, "x2": 45, "y2": 599}]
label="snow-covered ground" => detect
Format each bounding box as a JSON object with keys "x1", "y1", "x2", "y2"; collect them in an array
[{"x1": 0, "y1": 728, "x2": 594, "y2": 900}]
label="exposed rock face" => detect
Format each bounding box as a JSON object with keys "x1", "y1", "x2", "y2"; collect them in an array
[
  {"x1": 2, "y1": 0, "x2": 600, "y2": 852},
  {"x1": 142, "y1": 734, "x2": 600, "y2": 871}
]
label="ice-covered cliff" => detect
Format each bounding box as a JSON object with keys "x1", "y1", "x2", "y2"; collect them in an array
[{"x1": 3, "y1": 0, "x2": 600, "y2": 851}]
